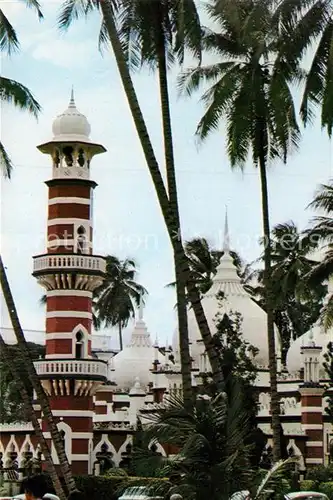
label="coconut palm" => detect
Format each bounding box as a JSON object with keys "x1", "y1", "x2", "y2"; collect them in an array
[
  {"x1": 178, "y1": 0, "x2": 303, "y2": 460},
  {"x1": 0, "y1": 0, "x2": 42, "y2": 178},
  {"x1": 0, "y1": 257, "x2": 76, "y2": 494},
  {"x1": 0, "y1": 334, "x2": 66, "y2": 500},
  {"x1": 282, "y1": 0, "x2": 333, "y2": 135},
  {"x1": 58, "y1": 0, "x2": 225, "y2": 397},
  {"x1": 98, "y1": 0, "x2": 201, "y2": 407},
  {"x1": 251, "y1": 221, "x2": 326, "y2": 360},
  {"x1": 94, "y1": 256, "x2": 147, "y2": 350}
]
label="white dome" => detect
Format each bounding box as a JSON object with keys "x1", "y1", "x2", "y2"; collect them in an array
[
  {"x1": 186, "y1": 250, "x2": 280, "y2": 369},
  {"x1": 287, "y1": 324, "x2": 332, "y2": 376},
  {"x1": 113, "y1": 317, "x2": 154, "y2": 391},
  {"x1": 52, "y1": 90, "x2": 91, "y2": 142}
]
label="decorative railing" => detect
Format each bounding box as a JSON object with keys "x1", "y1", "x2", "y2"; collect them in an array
[
  {"x1": 52, "y1": 165, "x2": 89, "y2": 180},
  {"x1": 33, "y1": 254, "x2": 106, "y2": 273},
  {"x1": 34, "y1": 359, "x2": 108, "y2": 378}
]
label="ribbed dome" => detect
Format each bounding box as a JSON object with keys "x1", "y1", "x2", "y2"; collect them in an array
[
  {"x1": 52, "y1": 90, "x2": 91, "y2": 142},
  {"x1": 113, "y1": 308, "x2": 155, "y2": 391},
  {"x1": 185, "y1": 213, "x2": 280, "y2": 369}
]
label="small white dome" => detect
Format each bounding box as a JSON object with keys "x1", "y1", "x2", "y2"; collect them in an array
[
  {"x1": 113, "y1": 317, "x2": 154, "y2": 391},
  {"x1": 287, "y1": 324, "x2": 332, "y2": 376},
  {"x1": 52, "y1": 90, "x2": 91, "y2": 142}
]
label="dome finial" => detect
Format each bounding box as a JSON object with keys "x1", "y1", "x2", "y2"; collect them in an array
[
  {"x1": 223, "y1": 205, "x2": 230, "y2": 252},
  {"x1": 69, "y1": 86, "x2": 75, "y2": 108}
]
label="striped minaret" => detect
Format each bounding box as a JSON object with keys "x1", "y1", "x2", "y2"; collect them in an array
[
  {"x1": 300, "y1": 331, "x2": 324, "y2": 468},
  {"x1": 32, "y1": 91, "x2": 107, "y2": 474}
]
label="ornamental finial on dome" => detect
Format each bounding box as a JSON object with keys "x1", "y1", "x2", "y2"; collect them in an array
[
  {"x1": 223, "y1": 206, "x2": 230, "y2": 252},
  {"x1": 69, "y1": 86, "x2": 75, "y2": 108}
]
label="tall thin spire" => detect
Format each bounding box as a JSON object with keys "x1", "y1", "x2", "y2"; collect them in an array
[
  {"x1": 69, "y1": 86, "x2": 75, "y2": 108},
  {"x1": 138, "y1": 293, "x2": 144, "y2": 320},
  {"x1": 223, "y1": 205, "x2": 230, "y2": 252}
]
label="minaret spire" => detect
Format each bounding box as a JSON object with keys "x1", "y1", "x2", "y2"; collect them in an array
[
  {"x1": 223, "y1": 205, "x2": 230, "y2": 252},
  {"x1": 69, "y1": 86, "x2": 75, "y2": 108}
]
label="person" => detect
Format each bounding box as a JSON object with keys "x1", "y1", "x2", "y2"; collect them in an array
[
  {"x1": 67, "y1": 491, "x2": 84, "y2": 500},
  {"x1": 21, "y1": 475, "x2": 48, "y2": 500}
]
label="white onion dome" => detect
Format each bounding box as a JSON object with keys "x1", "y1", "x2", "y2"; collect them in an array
[
  {"x1": 286, "y1": 324, "x2": 331, "y2": 377},
  {"x1": 113, "y1": 307, "x2": 155, "y2": 391},
  {"x1": 52, "y1": 90, "x2": 91, "y2": 142},
  {"x1": 185, "y1": 213, "x2": 281, "y2": 369}
]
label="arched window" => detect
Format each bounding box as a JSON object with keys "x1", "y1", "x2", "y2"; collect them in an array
[
  {"x1": 77, "y1": 148, "x2": 85, "y2": 167},
  {"x1": 75, "y1": 331, "x2": 84, "y2": 359},
  {"x1": 62, "y1": 146, "x2": 74, "y2": 167},
  {"x1": 77, "y1": 226, "x2": 86, "y2": 254}
]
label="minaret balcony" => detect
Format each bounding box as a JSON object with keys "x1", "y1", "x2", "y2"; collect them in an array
[
  {"x1": 34, "y1": 358, "x2": 107, "y2": 380},
  {"x1": 32, "y1": 253, "x2": 106, "y2": 291},
  {"x1": 34, "y1": 358, "x2": 107, "y2": 397}
]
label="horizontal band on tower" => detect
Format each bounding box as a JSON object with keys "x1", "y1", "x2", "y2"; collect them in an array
[
  {"x1": 46, "y1": 290, "x2": 93, "y2": 297},
  {"x1": 43, "y1": 432, "x2": 93, "y2": 439},
  {"x1": 49, "y1": 410, "x2": 94, "y2": 416},
  {"x1": 46, "y1": 332, "x2": 92, "y2": 340},
  {"x1": 49, "y1": 197, "x2": 90, "y2": 205},
  {"x1": 301, "y1": 407, "x2": 323, "y2": 412},
  {"x1": 46, "y1": 311, "x2": 92, "y2": 319},
  {"x1": 302, "y1": 424, "x2": 323, "y2": 429},
  {"x1": 305, "y1": 458, "x2": 323, "y2": 464},
  {"x1": 47, "y1": 238, "x2": 92, "y2": 246},
  {"x1": 47, "y1": 218, "x2": 92, "y2": 226},
  {"x1": 307, "y1": 441, "x2": 324, "y2": 446}
]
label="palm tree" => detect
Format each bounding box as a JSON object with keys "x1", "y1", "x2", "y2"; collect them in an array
[
  {"x1": 58, "y1": 0, "x2": 225, "y2": 398},
  {"x1": 282, "y1": 1, "x2": 333, "y2": 136},
  {"x1": 0, "y1": 334, "x2": 66, "y2": 500},
  {"x1": 0, "y1": 257, "x2": 76, "y2": 494},
  {"x1": 94, "y1": 256, "x2": 147, "y2": 350},
  {"x1": 251, "y1": 221, "x2": 326, "y2": 360},
  {"x1": 0, "y1": 0, "x2": 42, "y2": 178},
  {"x1": 99, "y1": 0, "x2": 201, "y2": 407},
  {"x1": 178, "y1": 0, "x2": 303, "y2": 461}
]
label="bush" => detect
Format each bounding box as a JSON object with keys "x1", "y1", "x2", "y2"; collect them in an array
[
  {"x1": 75, "y1": 475, "x2": 125, "y2": 500},
  {"x1": 105, "y1": 468, "x2": 129, "y2": 478},
  {"x1": 319, "y1": 482, "x2": 333, "y2": 500},
  {"x1": 300, "y1": 480, "x2": 316, "y2": 491},
  {"x1": 307, "y1": 466, "x2": 332, "y2": 484}
]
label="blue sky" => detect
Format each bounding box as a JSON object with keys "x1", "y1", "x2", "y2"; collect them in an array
[{"x1": 1, "y1": 0, "x2": 332, "y2": 348}]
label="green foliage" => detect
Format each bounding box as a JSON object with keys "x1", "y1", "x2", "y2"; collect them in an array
[
  {"x1": 105, "y1": 468, "x2": 129, "y2": 477},
  {"x1": 306, "y1": 465, "x2": 333, "y2": 484},
  {"x1": 0, "y1": 342, "x2": 45, "y2": 423},
  {"x1": 319, "y1": 482, "x2": 333, "y2": 499},
  {"x1": 74, "y1": 476, "x2": 124, "y2": 500},
  {"x1": 300, "y1": 480, "x2": 316, "y2": 491}
]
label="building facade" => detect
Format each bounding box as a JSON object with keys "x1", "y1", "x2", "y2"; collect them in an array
[{"x1": 1, "y1": 95, "x2": 333, "y2": 477}]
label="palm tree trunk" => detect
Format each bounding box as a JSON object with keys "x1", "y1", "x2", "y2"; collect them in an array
[
  {"x1": 99, "y1": 0, "x2": 224, "y2": 392},
  {"x1": 0, "y1": 334, "x2": 66, "y2": 500},
  {"x1": 258, "y1": 155, "x2": 281, "y2": 462},
  {"x1": 154, "y1": 14, "x2": 193, "y2": 407},
  {"x1": 0, "y1": 256, "x2": 76, "y2": 494},
  {"x1": 118, "y1": 322, "x2": 123, "y2": 351}
]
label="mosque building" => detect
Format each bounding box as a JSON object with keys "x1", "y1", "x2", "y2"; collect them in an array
[{"x1": 1, "y1": 94, "x2": 332, "y2": 476}]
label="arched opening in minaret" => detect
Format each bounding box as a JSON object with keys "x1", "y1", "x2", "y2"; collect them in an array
[
  {"x1": 77, "y1": 148, "x2": 85, "y2": 167},
  {"x1": 63, "y1": 145, "x2": 74, "y2": 167},
  {"x1": 75, "y1": 331, "x2": 84, "y2": 359},
  {"x1": 77, "y1": 226, "x2": 87, "y2": 254}
]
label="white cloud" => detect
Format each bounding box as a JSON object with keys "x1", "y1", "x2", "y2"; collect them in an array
[{"x1": 31, "y1": 38, "x2": 97, "y2": 68}]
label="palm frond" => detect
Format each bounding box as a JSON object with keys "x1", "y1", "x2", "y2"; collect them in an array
[
  {"x1": 320, "y1": 293, "x2": 333, "y2": 329},
  {"x1": 0, "y1": 9, "x2": 19, "y2": 54},
  {"x1": 0, "y1": 141, "x2": 13, "y2": 179},
  {"x1": 0, "y1": 77, "x2": 41, "y2": 118}
]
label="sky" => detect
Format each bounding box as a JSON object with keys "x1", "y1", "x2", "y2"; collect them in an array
[{"x1": 1, "y1": 0, "x2": 332, "y2": 349}]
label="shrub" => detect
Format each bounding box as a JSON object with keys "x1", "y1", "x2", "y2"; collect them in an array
[
  {"x1": 300, "y1": 480, "x2": 316, "y2": 491},
  {"x1": 75, "y1": 475, "x2": 125, "y2": 500},
  {"x1": 319, "y1": 482, "x2": 333, "y2": 500},
  {"x1": 106, "y1": 468, "x2": 129, "y2": 478},
  {"x1": 307, "y1": 466, "x2": 332, "y2": 485}
]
